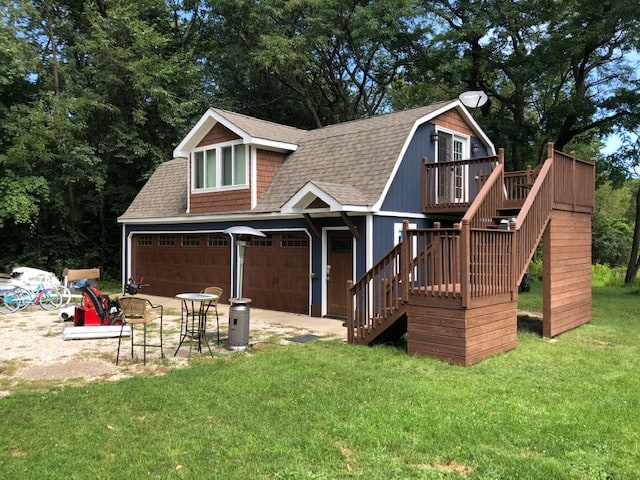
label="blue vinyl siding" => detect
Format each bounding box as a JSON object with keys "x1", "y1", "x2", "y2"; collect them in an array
[
  {"x1": 381, "y1": 123, "x2": 432, "y2": 213},
  {"x1": 371, "y1": 216, "x2": 431, "y2": 265}
]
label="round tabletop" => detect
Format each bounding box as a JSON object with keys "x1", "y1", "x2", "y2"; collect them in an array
[{"x1": 176, "y1": 293, "x2": 219, "y2": 301}]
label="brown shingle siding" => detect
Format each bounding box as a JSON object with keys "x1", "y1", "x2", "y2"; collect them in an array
[
  {"x1": 197, "y1": 123, "x2": 241, "y2": 147},
  {"x1": 189, "y1": 189, "x2": 251, "y2": 214},
  {"x1": 432, "y1": 110, "x2": 475, "y2": 137},
  {"x1": 256, "y1": 150, "x2": 285, "y2": 201}
]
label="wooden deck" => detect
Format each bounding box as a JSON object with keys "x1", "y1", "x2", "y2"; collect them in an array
[{"x1": 347, "y1": 144, "x2": 595, "y2": 365}]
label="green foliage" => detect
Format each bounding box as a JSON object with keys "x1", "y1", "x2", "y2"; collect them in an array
[
  {"x1": 201, "y1": 0, "x2": 422, "y2": 127},
  {"x1": 0, "y1": 0, "x2": 207, "y2": 275},
  {"x1": 0, "y1": 172, "x2": 48, "y2": 228},
  {"x1": 592, "y1": 180, "x2": 636, "y2": 267},
  {"x1": 591, "y1": 263, "x2": 631, "y2": 288}
]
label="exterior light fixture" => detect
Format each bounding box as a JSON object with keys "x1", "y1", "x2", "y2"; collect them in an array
[
  {"x1": 430, "y1": 131, "x2": 439, "y2": 143},
  {"x1": 472, "y1": 143, "x2": 480, "y2": 155}
]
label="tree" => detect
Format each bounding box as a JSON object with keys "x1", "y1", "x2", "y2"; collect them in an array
[
  {"x1": 0, "y1": 0, "x2": 207, "y2": 275},
  {"x1": 592, "y1": 181, "x2": 634, "y2": 267},
  {"x1": 607, "y1": 134, "x2": 640, "y2": 284},
  {"x1": 200, "y1": 0, "x2": 422, "y2": 128},
  {"x1": 398, "y1": 0, "x2": 640, "y2": 169}
]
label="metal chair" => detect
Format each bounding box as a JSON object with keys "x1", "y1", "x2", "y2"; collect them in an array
[
  {"x1": 116, "y1": 297, "x2": 163, "y2": 365},
  {"x1": 202, "y1": 286, "x2": 223, "y2": 345}
]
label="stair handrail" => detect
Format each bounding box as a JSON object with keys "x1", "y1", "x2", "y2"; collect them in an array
[
  {"x1": 461, "y1": 149, "x2": 505, "y2": 229},
  {"x1": 347, "y1": 241, "x2": 403, "y2": 343},
  {"x1": 511, "y1": 152, "x2": 554, "y2": 283}
]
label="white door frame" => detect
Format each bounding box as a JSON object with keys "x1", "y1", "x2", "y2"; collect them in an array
[{"x1": 321, "y1": 226, "x2": 354, "y2": 317}]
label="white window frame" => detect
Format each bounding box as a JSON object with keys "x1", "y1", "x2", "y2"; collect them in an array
[
  {"x1": 434, "y1": 128, "x2": 470, "y2": 203},
  {"x1": 191, "y1": 141, "x2": 249, "y2": 192}
]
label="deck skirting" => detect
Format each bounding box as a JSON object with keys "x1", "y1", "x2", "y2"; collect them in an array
[{"x1": 406, "y1": 298, "x2": 518, "y2": 365}]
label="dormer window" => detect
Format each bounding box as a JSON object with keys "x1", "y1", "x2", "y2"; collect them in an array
[{"x1": 192, "y1": 141, "x2": 248, "y2": 191}]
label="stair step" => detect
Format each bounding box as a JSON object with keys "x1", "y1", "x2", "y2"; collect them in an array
[{"x1": 497, "y1": 208, "x2": 520, "y2": 216}]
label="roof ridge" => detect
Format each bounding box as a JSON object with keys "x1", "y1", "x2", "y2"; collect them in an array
[{"x1": 212, "y1": 108, "x2": 307, "y2": 132}]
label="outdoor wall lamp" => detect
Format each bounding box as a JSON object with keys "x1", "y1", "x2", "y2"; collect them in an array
[
  {"x1": 430, "y1": 131, "x2": 439, "y2": 143},
  {"x1": 472, "y1": 143, "x2": 480, "y2": 155}
]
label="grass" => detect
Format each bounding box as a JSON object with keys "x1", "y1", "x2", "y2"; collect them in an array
[{"x1": 1, "y1": 287, "x2": 639, "y2": 479}]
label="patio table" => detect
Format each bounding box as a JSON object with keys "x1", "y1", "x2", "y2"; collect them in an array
[{"x1": 174, "y1": 292, "x2": 218, "y2": 357}]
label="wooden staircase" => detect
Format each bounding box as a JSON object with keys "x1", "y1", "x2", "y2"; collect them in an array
[{"x1": 347, "y1": 144, "x2": 595, "y2": 364}]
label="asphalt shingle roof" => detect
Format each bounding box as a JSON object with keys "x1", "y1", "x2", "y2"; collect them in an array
[
  {"x1": 254, "y1": 101, "x2": 453, "y2": 212},
  {"x1": 213, "y1": 109, "x2": 306, "y2": 145},
  {"x1": 120, "y1": 158, "x2": 187, "y2": 220},
  {"x1": 119, "y1": 100, "x2": 455, "y2": 221}
]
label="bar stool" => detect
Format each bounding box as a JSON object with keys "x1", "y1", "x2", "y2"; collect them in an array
[{"x1": 116, "y1": 297, "x2": 164, "y2": 365}]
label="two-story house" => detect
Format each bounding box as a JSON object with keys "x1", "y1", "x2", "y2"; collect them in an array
[{"x1": 119, "y1": 99, "x2": 595, "y2": 365}]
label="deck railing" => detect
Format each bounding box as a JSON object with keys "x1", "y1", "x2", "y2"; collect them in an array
[
  {"x1": 404, "y1": 225, "x2": 461, "y2": 298},
  {"x1": 462, "y1": 157, "x2": 505, "y2": 229},
  {"x1": 347, "y1": 223, "x2": 462, "y2": 343},
  {"x1": 512, "y1": 156, "x2": 554, "y2": 283},
  {"x1": 504, "y1": 165, "x2": 540, "y2": 208},
  {"x1": 551, "y1": 148, "x2": 595, "y2": 212},
  {"x1": 423, "y1": 155, "x2": 499, "y2": 213},
  {"x1": 457, "y1": 148, "x2": 515, "y2": 305},
  {"x1": 348, "y1": 143, "x2": 595, "y2": 344}
]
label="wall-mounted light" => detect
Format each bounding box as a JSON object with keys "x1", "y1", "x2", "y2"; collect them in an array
[
  {"x1": 430, "y1": 131, "x2": 439, "y2": 143},
  {"x1": 472, "y1": 143, "x2": 480, "y2": 155}
]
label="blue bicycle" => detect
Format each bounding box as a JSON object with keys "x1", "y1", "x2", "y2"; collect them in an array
[{"x1": 0, "y1": 283, "x2": 63, "y2": 313}]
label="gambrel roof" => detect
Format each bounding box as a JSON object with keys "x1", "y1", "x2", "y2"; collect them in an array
[{"x1": 119, "y1": 99, "x2": 493, "y2": 222}]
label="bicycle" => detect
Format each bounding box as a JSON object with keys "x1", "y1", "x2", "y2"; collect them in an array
[
  {"x1": 2, "y1": 283, "x2": 63, "y2": 312},
  {"x1": 0, "y1": 286, "x2": 30, "y2": 313},
  {"x1": 52, "y1": 284, "x2": 72, "y2": 305}
]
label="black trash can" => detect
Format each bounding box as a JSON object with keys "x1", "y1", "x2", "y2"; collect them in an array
[{"x1": 228, "y1": 298, "x2": 251, "y2": 350}]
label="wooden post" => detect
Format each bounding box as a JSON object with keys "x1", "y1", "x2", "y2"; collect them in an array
[
  {"x1": 570, "y1": 151, "x2": 577, "y2": 211},
  {"x1": 434, "y1": 222, "x2": 442, "y2": 287},
  {"x1": 346, "y1": 280, "x2": 354, "y2": 343},
  {"x1": 422, "y1": 157, "x2": 428, "y2": 211},
  {"x1": 510, "y1": 219, "x2": 517, "y2": 300},
  {"x1": 401, "y1": 220, "x2": 410, "y2": 302},
  {"x1": 460, "y1": 220, "x2": 470, "y2": 307}
]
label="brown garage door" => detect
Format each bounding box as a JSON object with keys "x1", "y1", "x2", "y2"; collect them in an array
[
  {"x1": 131, "y1": 233, "x2": 231, "y2": 299},
  {"x1": 241, "y1": 232, "x2": 310, "y2": 314}
]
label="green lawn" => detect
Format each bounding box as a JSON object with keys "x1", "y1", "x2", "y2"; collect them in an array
[{"x1": 0, "y1": 286, "x2": 638, "y2": 479}]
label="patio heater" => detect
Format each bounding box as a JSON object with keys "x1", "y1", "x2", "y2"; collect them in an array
[{"x1": 224, "y1": 226, "x2": 266, "y2": 350}]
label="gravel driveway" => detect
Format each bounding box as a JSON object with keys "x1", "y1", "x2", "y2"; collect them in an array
[{"x1": 0, "y1": 296, "x2": 346, "y2": 396}]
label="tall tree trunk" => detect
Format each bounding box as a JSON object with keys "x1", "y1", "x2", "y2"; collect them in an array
[
  {"x1": 44, "y1": 11, "x2": 59, "y2": 96},
  {"x1": 625, "y1": 186, "x2": 640, "y2": 284}
]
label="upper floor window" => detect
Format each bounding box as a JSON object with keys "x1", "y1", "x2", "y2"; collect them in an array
[
  {"x1": 193, "y1": 142, "x2": 247, "y2": 190},
  {"x1": 436, "y1": 131, "x2": 468, "y2": 162}
]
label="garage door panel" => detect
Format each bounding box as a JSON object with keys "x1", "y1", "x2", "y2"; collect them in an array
[
  {"x1": 240, "y1": 232, "x2": 309, "y2": 314},
  {"x1": 131, "y1": 231, "x2": 308, "y2": 313},
  {"x1": 131, "y1": 234, "x2": 231, "y2": 298}
]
